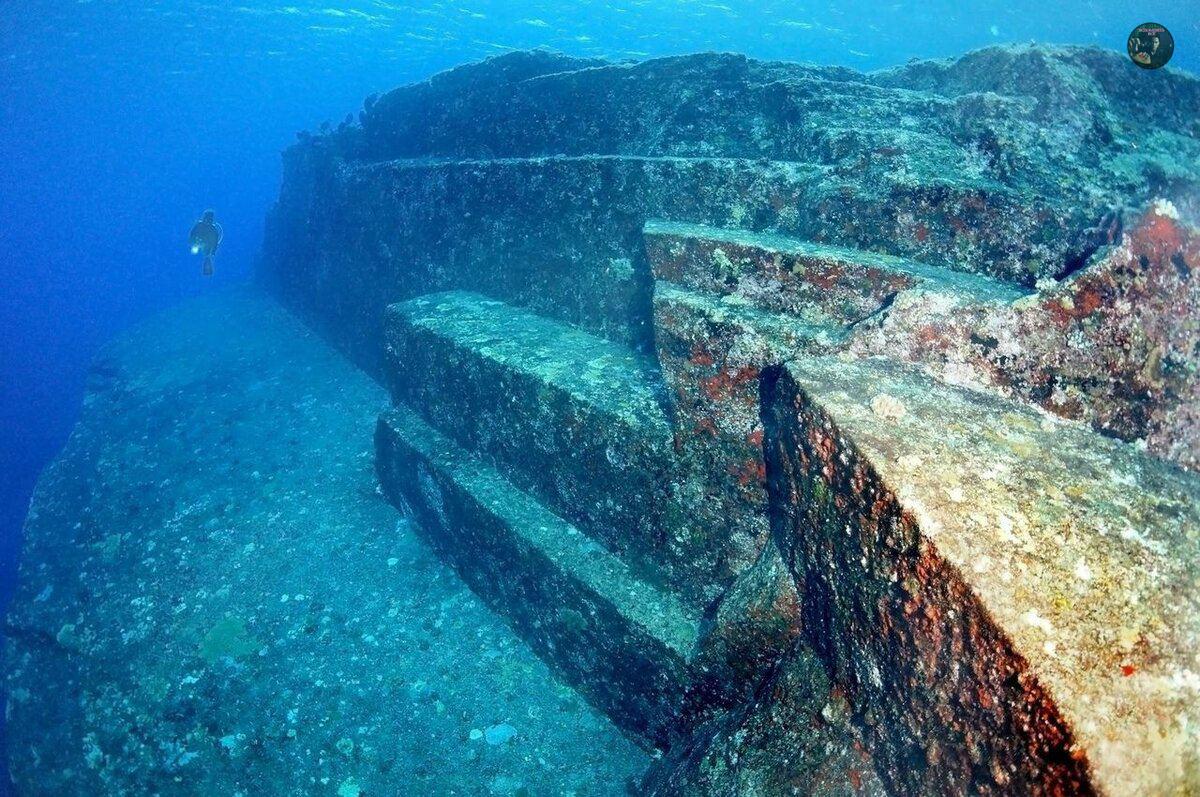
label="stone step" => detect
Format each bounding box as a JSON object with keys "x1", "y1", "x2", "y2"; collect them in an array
[
  {"x1": 645, "y1": 219, "x2": 1026, "y2": 328},
  {"x1": 384, "y1": 290, "x2": 715, "y2": 603},
  {"x1": 375, "y1": 404, "x2": 704, "y2": 747},
  {"x1": 762, "y1": 354, "x2": 1200, "y2": 796},
  {"x1": 642, "y1": 219, "x2": 1026, "y2": 594}
]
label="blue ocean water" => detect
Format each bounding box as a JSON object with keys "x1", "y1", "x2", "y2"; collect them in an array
[{"x1": 0, "y1": 1, "x2": 1196, "y2": 792}]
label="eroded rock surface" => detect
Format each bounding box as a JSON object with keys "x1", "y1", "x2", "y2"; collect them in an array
[{"x1": 264, "y1": 44, "x2": 1200, "y2": 374}]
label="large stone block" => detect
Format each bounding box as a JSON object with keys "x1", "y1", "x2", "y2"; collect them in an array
[
  {"x1": 647, "y1": 215, "x2": 1200, "y2": 793},
  {"x1": 643, "y1": 220, "x2": 1019, "y2": 596},
  {"x1": 383, "y1": 290, "x2": 727, "y2": 603},
  {"x1": 252, "y1": 45, "x2": 1200, "y2": 795},
  {"x1": 762, "y1": 355, "x2": 1200, "y2": 796}
]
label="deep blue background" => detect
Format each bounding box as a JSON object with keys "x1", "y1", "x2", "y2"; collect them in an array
[{"x1": 0, "y1": 1, "x2": 1195, "y2": 789}]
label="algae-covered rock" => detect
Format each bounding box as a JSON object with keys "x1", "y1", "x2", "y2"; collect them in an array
[{"x1": 264, "y1": 45, "x2": 1200, "y2": 376}]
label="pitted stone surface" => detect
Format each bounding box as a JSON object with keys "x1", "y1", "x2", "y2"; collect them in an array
[
  {"x1": 390, "y1": 291, "x2": 671, "y2": 432},
  {"x1": 763, "y1": 355, "x2": 1200, "y2": 796},
  {"x1": 848, "y1": 204, "x2": 1200, "y2": 471}
]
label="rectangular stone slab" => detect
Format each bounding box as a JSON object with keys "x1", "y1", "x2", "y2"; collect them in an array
[
  {"x1": 376, "y1": 404, "x2": 703, "y2": 747},
  {"x1": 762, "y1": 355, "x2": 1200, "y2": 796},
  {"x1": 645, "y1": 219, "x2": 1026, "y2": 328},
  {"x1": 385, "y1": 290, "x2": 714, "y2": 603}
]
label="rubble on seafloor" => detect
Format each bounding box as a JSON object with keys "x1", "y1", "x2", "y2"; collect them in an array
[{"x1": 8, "y1": 45, "x2": 1200, "y2": 795}]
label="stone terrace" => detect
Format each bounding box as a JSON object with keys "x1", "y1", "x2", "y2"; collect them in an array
[{"x1": 262, "y1": 45, "x2": 1200, "y2": 795}]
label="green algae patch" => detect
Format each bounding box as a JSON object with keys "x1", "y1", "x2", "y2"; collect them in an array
[{"x1": 199, "y1": 617, "x2": 260, "y2": 663}]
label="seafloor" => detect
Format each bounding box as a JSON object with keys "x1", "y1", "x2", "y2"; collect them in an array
[{"x1": 3, "y1": 291, "x2": 645, "y2": 795}]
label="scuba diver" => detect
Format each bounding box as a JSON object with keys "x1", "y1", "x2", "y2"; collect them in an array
[{"x1": 188, "y1": 210, "x2": 223, "y2": 276}]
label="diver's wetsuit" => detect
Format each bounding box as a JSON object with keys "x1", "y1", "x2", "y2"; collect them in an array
[{"x1": 189, "y1": 212, "x2": 223, "y2": 276}]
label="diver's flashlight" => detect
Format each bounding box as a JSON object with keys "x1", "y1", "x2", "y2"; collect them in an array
[{"x1": 191, "y1": 245, "x2": 200, "y2": 254}]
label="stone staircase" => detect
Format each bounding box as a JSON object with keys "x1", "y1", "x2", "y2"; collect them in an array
[
  {"x1": 375, "y1": 290, "x2": 723, "y2": 743},
  {"x1": 375, "y1": 290, "x2": 775, "y2": 751},
  {"x1": 380, "y1": 292, "x2": 695, "y2": 602},
  {"x1": 373, "y1": 286, "x2": 872, "y2": 762},
  {"x1": 374, "y1": 208, "x2": 1200, "y2": 795},
  {"x1": 641, "y1": 212, "x2": 1200, "y2": 795},
  {"x1": 249, "y1": 46, "x2": 1200, "y2": 796}
]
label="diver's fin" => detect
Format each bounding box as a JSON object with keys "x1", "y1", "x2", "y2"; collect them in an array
[{"x1": 202, "y1": 256, "x2": 214, "y2": 277}]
